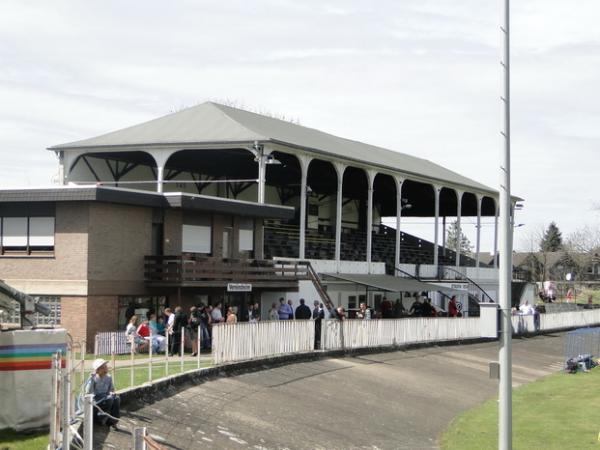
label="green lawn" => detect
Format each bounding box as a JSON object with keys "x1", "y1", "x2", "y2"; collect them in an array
[
  {"x1": 440, "y1": 367, "x2": 600, "y2": 449},
  {"x1": 0, "y1": 429, "x2": 47, "y2": 450},
  {"x1": 2, "y1": 360, "x2": 211, "y2": 449},
  {"x1": 71, "y1": 359, "x2": 212, "y2": 392}
]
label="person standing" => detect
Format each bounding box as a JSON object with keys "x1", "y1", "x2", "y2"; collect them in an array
[
  {"x1": 277, "y1": 298, "x2": 291, "y2": 320},
  {"x1": 287, "y1": 299, "x2": 295, "y2": 320},
  {"x1": 448, "y1": 296, "x2": 459, "y2": 317},
  {"x1": 380, "y1": 297, "x2": 393, "y2": 319},
  {"x1": 170, "y1": 306, "x2": 187, "y2": 356},
  {"x1": 188, "y1": 306, "x2": 201, "y2": 356},
  {"x1": 211, "y1": 302, "x2": 224, "y2": 324},
  {"x1": 199, "y1": 305, "x2": 212, "y2": 350},
  {"x1": 295, "y1": 298, "x2": 312, "y2": 320},
  {"x1": 226, "y1": 306, "x2": 237, "y2": 323},
  {"x1": 312, "y1": 300, "x2": 324, "y2": 349},
  {"x1": 269, "y1": 303, "x2": 280, "y2": 320},
  {"x1": 253, "y1": 302, "x2": 261, "y2": 321},
  {"x1": 356, "y1": 302, "x2": 368, "y2": 320}
]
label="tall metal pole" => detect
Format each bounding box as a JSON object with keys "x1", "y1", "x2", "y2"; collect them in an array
[{"x1": 499, "y1": 0, "x2": 513, "y2": 448}]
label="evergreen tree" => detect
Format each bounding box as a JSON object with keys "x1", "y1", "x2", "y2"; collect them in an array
[
  {"x1": 540, "y1": 222, "x2": 563, "y2": 252},
  {"x1": 446, "y1": 220, "x2": 473, "y2": 256}
]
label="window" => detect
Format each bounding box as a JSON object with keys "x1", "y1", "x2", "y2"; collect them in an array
[
  {"x1": 1, "y1": 296, "x2": 61, "y2": 326},
  {"x1": 182, "y1": 224, "x2": 211, "y2": 253},
  {"x1": 239, "y1": 218, "x2": 254, "y2": 252},
  {"x1": 0, "y1": 216, "x2": 55, "y2": 255}
]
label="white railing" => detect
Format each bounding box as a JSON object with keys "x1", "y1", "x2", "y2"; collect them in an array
[
  {"x1": 320, "y1": 317, "x2": 481, "y2": 351},
  {"x1": 540, "y1": 309, "x2": 600, "y2": 331},
  {"x1": 212, "y1": 320, "x2": 315, "y2": 364}
]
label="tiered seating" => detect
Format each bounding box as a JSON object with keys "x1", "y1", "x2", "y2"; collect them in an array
[{"x1": 263, "y1": 222, "x2": 485, "y2": 268}]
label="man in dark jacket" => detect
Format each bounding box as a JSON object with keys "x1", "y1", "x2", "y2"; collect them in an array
[
  {"x1": 170, "y1": 306, "x2": 187, "y2": 356},
  {"x1": 295, "y1": 298, "x2": 312, "y2": 320}
]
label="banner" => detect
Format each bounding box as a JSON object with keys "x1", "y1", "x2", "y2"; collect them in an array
[{"x1": 0, "y1": 328, "x2": 67, "y2": 431}]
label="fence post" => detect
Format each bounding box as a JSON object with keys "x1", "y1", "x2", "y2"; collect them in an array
[
  {"x1": 148, "y1": 328, "x2": 153, "y2": 383},
  {"x1": 83, "y1": 394, "x2": 94, "y2": 450},
  {"x1": 110, "y1": 333, "x2": 116, "y2": 380},
  {"x1": 180, "y1": 327, "x2": 185, "y2": 373},
  {"x1": 80, "y1": 340, "x2": 86, "y2": 394},
  {"x1": 130, "y1": 337, "x2": 135, "y2": 388},
  {"x1": 49, "y1": 352, "x2": 60, "y2": 449},
  {"x1": 133, "y1": 427, "x2": 148, "y2": 450},
  {"x1": 165, "y1": 331, "x2": 169, "y2": 376},
  {"x1": 197, "y1": 325, "x2": 201, "y2": 369},
  {"x1": 61, "y1": 371, "x2": 71, "y2": 450}
]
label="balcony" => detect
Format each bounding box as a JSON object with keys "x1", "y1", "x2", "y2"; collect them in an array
[{"x1": 144, "y1": 254, "x2": 310, "y2": 288}]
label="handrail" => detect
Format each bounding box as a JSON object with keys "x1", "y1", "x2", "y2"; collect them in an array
[
  {"x1": 443, "y1": 267, "x2": 494, "y2": 303},
  {"x1": 305, "y1": 262, "x2": 335, "y2": 315}
]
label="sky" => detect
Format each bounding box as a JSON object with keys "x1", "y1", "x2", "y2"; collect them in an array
[{"x1": 0, "y1": 0, "x2": 599, "y2": 252}]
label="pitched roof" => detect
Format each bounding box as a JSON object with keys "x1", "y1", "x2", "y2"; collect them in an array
[{"x1": 50, "y1": 102, "x2": 495, "y2": 193}]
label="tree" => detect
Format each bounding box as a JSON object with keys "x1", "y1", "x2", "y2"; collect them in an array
[
  {"x1": 446, "y1": 220, "x2": 473, "y2": 256},
  {"x1": 540, "y1": 222, "x2": 563, "y2": 252}
]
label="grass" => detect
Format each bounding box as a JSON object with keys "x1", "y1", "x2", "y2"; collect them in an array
[
  {"x1": 580, "y1": 289, "x2": 600, "y2": 304},
  {"x1": 440, "y1": 367, "x2": 600, "y2": 449},
  {"x1": 0, "y1": 429, "x2": 47, "y2": 450},
  {"x1": 71, "y1": 359, "x2": 212, "y2": 392},
  {"x1": 2, "y1": 360, "x2": 211, "y2": 449}
]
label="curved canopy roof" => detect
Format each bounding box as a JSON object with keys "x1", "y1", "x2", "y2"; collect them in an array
[{"x1": 50, "y1": 101, "x2": 496, "y2": 195}]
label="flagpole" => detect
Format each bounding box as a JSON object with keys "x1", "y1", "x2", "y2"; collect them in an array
[{"x1": 499, "y1": 0, "x2": 513, "y2": 448}]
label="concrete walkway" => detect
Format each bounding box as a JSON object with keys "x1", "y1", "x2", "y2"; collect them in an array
[{"x1": 95, "y1": 333, "x2": 566, "y2": 449}]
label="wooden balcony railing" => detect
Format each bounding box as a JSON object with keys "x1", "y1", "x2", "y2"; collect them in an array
[{"x1": 144, "y1": 254, "x2": 310, "y2": 285}]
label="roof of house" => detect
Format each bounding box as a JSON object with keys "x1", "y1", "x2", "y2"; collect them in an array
[
  {"x1": 49, "y1": 102, "x2": 497, "y2": 195},
  {"x1": 0, "y1": 186, "x2": 295, "y2": 220}
]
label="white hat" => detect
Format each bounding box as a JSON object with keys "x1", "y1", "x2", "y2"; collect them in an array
[{"x1": 92, "y1": 358, "x2": 108, "y2": 372}]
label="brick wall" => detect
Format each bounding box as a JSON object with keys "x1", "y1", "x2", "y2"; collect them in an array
[
  {"x1": 87, "y1": 203, "x2": 152, "y2": 286},
  {"x1": 60, "y1": 296, "x2": 88, "y2": 346},
  {"x1": 86, "y1": 296, "x2": 119, "y2": 347},
  {"x1": 0, "y1": 202, "x2": 89, "y2": 280}
]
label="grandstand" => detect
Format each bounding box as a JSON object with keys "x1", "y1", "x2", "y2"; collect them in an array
[{"x1": 0, "y1": 102, "x2": 510, "y2": 343}]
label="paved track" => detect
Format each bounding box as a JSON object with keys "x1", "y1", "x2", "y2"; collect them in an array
[{"x1": 96, "y1": 333, "x2": 566, "y2": 449}]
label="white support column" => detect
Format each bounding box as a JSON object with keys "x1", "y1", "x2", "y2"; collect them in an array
[
  {"x1": 151, "y1": 149, "x2": 173, "y2": 195},
  {"x1": 156, "y1": 166, "x2": 164, "y2": 193},
  {"x1": 433, "y1": 185, "x2": 442, "y2": 268},
  {"x1": 455, "y1": 190, "x2": 463, "y2": 268},
  {"x1": 334, "y1": 163, "x2": 345, "y2": 269},
  {"x1": 366, "y1": 170, "x2": 376, "y2": 272},
  {"x1": 494, "y1": 199, "x2": 499, "y2": 268},
  {"x1": 476, "y1": 194, "x2": 483, "y2": 269},
  {"x1": 394, "y1": 177, "x2": 404, "y2": 275},
  {"x1": 257, "y1": 151, "x2": 266, "y2": 204},
  {"x1": 298, "y1": 156, "x2": 312, "y2": 260}
]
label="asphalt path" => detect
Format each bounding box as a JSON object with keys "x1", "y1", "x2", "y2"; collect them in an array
[{"x1": 96, "y1": 333, "x2": 566, "y2": 449}]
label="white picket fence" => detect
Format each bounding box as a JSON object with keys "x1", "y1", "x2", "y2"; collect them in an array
[
  {"x1": 212, "y1": 320, "x2": 315, "y2": 364},
  {"x1": 320, "y1": 317, "x2": 481, "y2": 351},
  {"x1": 210, "y1": 310, "x2": 600, "y2": 365}
]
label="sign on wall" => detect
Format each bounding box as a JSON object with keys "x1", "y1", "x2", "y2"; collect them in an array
[{"x1": 227, "y1": 283, "x2": 252, "y2": 292}]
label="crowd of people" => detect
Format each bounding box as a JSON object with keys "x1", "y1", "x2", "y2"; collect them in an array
[{"x1": 123, "y1": 294, "x2": 463, "y2": 355}]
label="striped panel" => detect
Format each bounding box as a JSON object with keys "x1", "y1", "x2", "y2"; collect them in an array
[{"x1": 0, "y1": 343, "x2": 67, "y2": 371}]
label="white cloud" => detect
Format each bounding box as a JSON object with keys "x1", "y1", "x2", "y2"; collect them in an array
[{"x1": 0, "y1": 0, "x2": 598, "y2": 251}]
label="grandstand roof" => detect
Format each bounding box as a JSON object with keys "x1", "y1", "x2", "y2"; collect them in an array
[{"x1": 50, "y1": 102, "x2": 496, "y2": 195}]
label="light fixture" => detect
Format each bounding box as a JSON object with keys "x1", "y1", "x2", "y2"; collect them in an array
[{"x1": 265, "y1": 154, "x2": 282, "y2": 165}]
